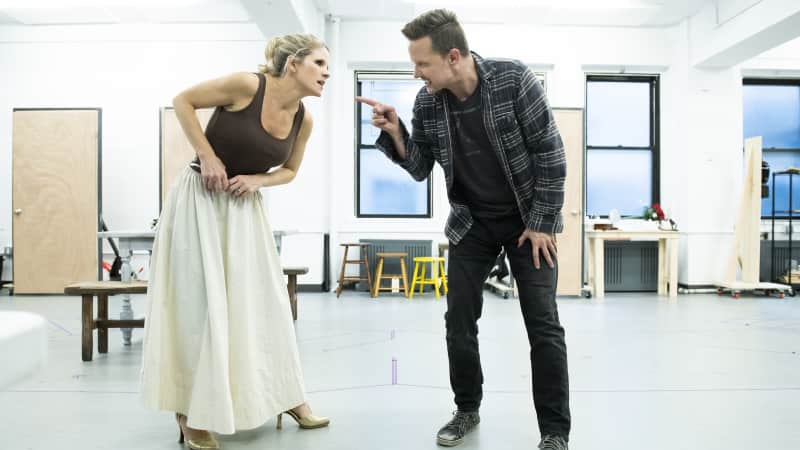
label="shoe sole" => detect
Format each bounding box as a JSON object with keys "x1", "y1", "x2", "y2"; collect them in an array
[
  {"x1": 298, "y1": 422, "x2": 330, "y2": 429},
  {"x1": 436, "y1": 437, "x2": 463, "y2": 447}
]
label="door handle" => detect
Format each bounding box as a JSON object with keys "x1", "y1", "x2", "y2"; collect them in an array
[
  {"x1": 570, "y1": 210, "x2": 579, "y2": 216},
  {"x1": 14, "y1": 208, "x2": 22, "y2": 215}
]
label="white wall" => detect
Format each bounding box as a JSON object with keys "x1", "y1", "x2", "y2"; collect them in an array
[
  {"x1": 331, "y1": 19, "x2": 800, "y2": 287},
  {"x1": 0, "y1": 23, "x2": 329, "y2": 283},
  {"x1": 2, "y1": 15, "x2": 800, "y2": 288},
  {"x1": 330, "y1": 21, "x2": 677, "y2": 282}
]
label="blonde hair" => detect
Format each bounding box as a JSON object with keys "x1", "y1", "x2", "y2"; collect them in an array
[{"x1": 258, "y1": 33, "x2": 326, "y2": 77}]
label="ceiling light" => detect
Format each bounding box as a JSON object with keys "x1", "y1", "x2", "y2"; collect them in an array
[
  {"x1": 406, "y1": 0, "x2": 662, "y2": 8},
  {"x1": 0, "y1": 0, "x2": 203, "y2": 8}
]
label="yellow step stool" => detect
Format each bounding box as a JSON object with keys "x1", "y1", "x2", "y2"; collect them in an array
[{"x1": 409, "y1": 256, "x2": 448, "y2": 300}]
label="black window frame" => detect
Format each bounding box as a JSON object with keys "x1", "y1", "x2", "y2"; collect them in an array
[
  {"x1": 585, "y1": 74, "x2": 661, "y2": 218},
  {"x1": 354, "y1": 71, "x2": 433, "y2": 219},
  {"x1": 743, "y1": 78, "x2": 800, "y2": 220}
]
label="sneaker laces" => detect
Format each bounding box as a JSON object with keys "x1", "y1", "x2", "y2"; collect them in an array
[
  {"x1": 539, "y1": 435, "x2": 568, "y2": 450},
  {"x1": 442, "y1": 411, "x2": 475, "y2": 435}
]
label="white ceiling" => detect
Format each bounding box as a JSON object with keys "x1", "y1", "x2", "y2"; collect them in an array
[
  {"x1": 0, "y1": 0, "x2": 717, "y2": 27},
  {"x1": 314, "y1": 0, "x2": 716, "y2": 27},
  {"x1": 0, "y1": 0, "x2": 249, "y2": 25}
]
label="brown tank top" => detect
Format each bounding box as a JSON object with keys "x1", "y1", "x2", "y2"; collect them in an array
[{"x1": 191, "y1": 73, "x2": 305, "y2": 177}]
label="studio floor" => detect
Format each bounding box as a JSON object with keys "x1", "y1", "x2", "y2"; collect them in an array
[{"x1": 1, "y1": 288, "x2": 799, "y2": 450}]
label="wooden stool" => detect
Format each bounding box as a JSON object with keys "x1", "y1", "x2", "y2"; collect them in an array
[
  {"x1": 64, "y1": 280, "x2": 148, "y2": 361},
  {"x1": 283, "y1": 266, "x2": 308, "y2": 320},
  {"x1": 409, "y1": 256, "x2": 448, "y2": 300},
  {"x1": 371, "y1": 252, "x2": 409, "y2": 298},
  {"x1": 335, "y1": 243, "x2": 372, "y2": 297}
]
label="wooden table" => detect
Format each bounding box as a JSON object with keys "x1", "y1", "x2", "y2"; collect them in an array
[
  {"x1": 65, "y1": 280, "x2": 148, "y2": 361},
  {"x1": 587, "y1": 230, "x2": 680, "y2": 299},
  {"x1": 283, "y1": 267, "x2": 308, "y2": 320},
  {"x1": 97, "y1": 229, "x2": 291, "y2": 344},
  {"x1": 97, "y1": 231, "x2": 155, "y2": 345}
]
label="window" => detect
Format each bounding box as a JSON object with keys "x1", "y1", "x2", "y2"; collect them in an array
[
  {"x1": 356, "y1": 72, "x2": 432, "y2": 218},
  {"x1": 532, "y1": 71, "x2": 546, "y2": 92},
  {"x1": 742, "y1": 79, "x2": 800, "y2": 218},
  {"x1": 585, "y1": 75, "x2": 660, "y2": 217}
]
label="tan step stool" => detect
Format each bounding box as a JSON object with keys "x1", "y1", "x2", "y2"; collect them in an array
[{"x1": 371, "y1": 252, "x2": 409, "y2": 298}]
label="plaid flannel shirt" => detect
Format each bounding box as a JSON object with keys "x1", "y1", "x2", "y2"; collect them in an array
[{"x1": 376, "y1": 52, "x2": 566, "y2": 244}]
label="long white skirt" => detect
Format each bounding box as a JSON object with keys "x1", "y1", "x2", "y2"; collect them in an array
[{"x1": 140, "y1": 167, "x2": 305, "y2": 434}]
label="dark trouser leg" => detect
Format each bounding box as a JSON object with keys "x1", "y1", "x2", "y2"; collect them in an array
[
  {"x1": 505, "y1": 221, "x2": 571, "y2": 438},
  {"x1": 446, "y1": 219, "x2": 500, "y2": 412}
]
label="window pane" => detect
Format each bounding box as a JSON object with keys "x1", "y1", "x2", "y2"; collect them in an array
[
  {"x1": 762, "y1": 151, "x2": 800, "y2": 216},
  {"x1": 359, "y1": 79, "x2": 424, "y2": 146},
  {"x1": 586, "y1": 149, "x2": 652, "y2": 217},
  {"x1": 587, "y1": 81, "x2": 651, "y2": 147},
  {"x1": 743, "y1": 84, "x2": 800, "y2": 149},
  {"x1": 533, "y1": 72, "x2": 546, "y2": 92},
  {"x1": 359, "y1": 148, "x2": 428, "y2": 216}
]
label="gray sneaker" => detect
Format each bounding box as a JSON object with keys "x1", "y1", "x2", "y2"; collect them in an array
[
  {"x1": 539, "y1": 435, "x2": 569, "y2": 450},
  {"x1": 436, "y1": 411, "x2": 480, "y2": 447}
]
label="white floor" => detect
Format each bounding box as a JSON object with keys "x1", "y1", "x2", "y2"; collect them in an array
[{"x1": 1, "y1": 288, "x2": 799, "y2": 450}]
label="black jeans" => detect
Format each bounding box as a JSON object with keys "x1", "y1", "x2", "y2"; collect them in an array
[{"x1": 445, "y1": 214, "x2": 571, "y2": 438}]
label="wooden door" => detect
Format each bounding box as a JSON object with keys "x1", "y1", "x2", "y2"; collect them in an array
[
  {"x1": 160, "y1": 107, "x2": 214, "y2": 209},
  {"x1": 553, "y1": 108, "x2": 584, "y2": 296},
  {"x1": 12, "y1": 109, "x2": 100, "y2": 294}
]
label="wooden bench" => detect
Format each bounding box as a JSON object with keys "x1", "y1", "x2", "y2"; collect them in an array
[
  {"x1": 66, "y1": 267, "x2": 308, "y2": 361},
  {"x1": 283, "y1": 266, "x2": 308, "y2": 321},
  {"x1": 64, "y1": 281, "x2": 148, "y2": 362}
]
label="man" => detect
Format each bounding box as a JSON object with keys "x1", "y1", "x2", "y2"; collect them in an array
[{"x1": 356, "y1": 9, "x2": 570, "y2": 450}]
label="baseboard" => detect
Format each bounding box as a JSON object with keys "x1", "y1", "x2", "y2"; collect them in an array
[{"x1": 298, "y1": 284, "x2": 326, "y2": 293}]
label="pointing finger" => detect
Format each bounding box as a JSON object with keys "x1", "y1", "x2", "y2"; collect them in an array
[{"x1": 355, "y1": 96, "x2": 379, "y2": 107}]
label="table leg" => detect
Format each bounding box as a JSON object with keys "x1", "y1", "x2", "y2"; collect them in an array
[
  {"x1": 98, "y1": 294, "x2": 108, "y2": 354},
  {"x1": 119, "y1": 246, "x2": 134, "y2": 345},
  {"x1": 82, "y1": 294, "x2": 93, "y2": 362},
  {"x1": 287, "y1": 274, "x2": 298, "y2": 320},
  {"x1": 669, "y1": 238, "x2": 679, "y2": 298},
  {"x1": 587, "y1": 237, "x2": 595, "y2": 296},
  {"x1": 657, "y1": 239, "x2": 667, "y2": 296},
  {"x1": 594, "y1": 238, "x2": 605, "y2": 299}
]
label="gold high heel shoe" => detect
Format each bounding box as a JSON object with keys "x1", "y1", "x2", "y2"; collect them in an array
[
  {"x1": 276, "y1": 409, "x2": 330, "y2": 429},
  {"x1": 176, "y1": 413, "x2": 220, "y2": 450}
]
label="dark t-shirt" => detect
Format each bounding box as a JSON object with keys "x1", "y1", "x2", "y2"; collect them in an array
[{"x1": 448, "y1": 81, "x2": 518, "y2": 218}]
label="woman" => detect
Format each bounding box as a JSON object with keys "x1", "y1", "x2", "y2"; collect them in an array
[{"x1": 140, "y1": 33, "x2": 330, "y2": 450}]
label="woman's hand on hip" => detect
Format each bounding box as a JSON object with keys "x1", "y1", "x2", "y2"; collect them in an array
[
  {"x1": 199, "y1": 155, "x2": 229, "y2": 192},
  {"x1": 227, "y1": 174, "x2": 261, "y2": 198}
]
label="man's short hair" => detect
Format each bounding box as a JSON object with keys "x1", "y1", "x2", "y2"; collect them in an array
[{"x1": 401, "y1": 9, "x2": 469, "y2": 56}]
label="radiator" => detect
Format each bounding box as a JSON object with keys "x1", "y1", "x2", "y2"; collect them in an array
[
  {"x1": 760, "y1": 240, "x2": 800, "y2": 283},
  {"x1": 604, "y1": 242, "x2": 658, "y2": 291},
  {"x1": 358, "y1": 239, "x2": 432, "y2": 291}
]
